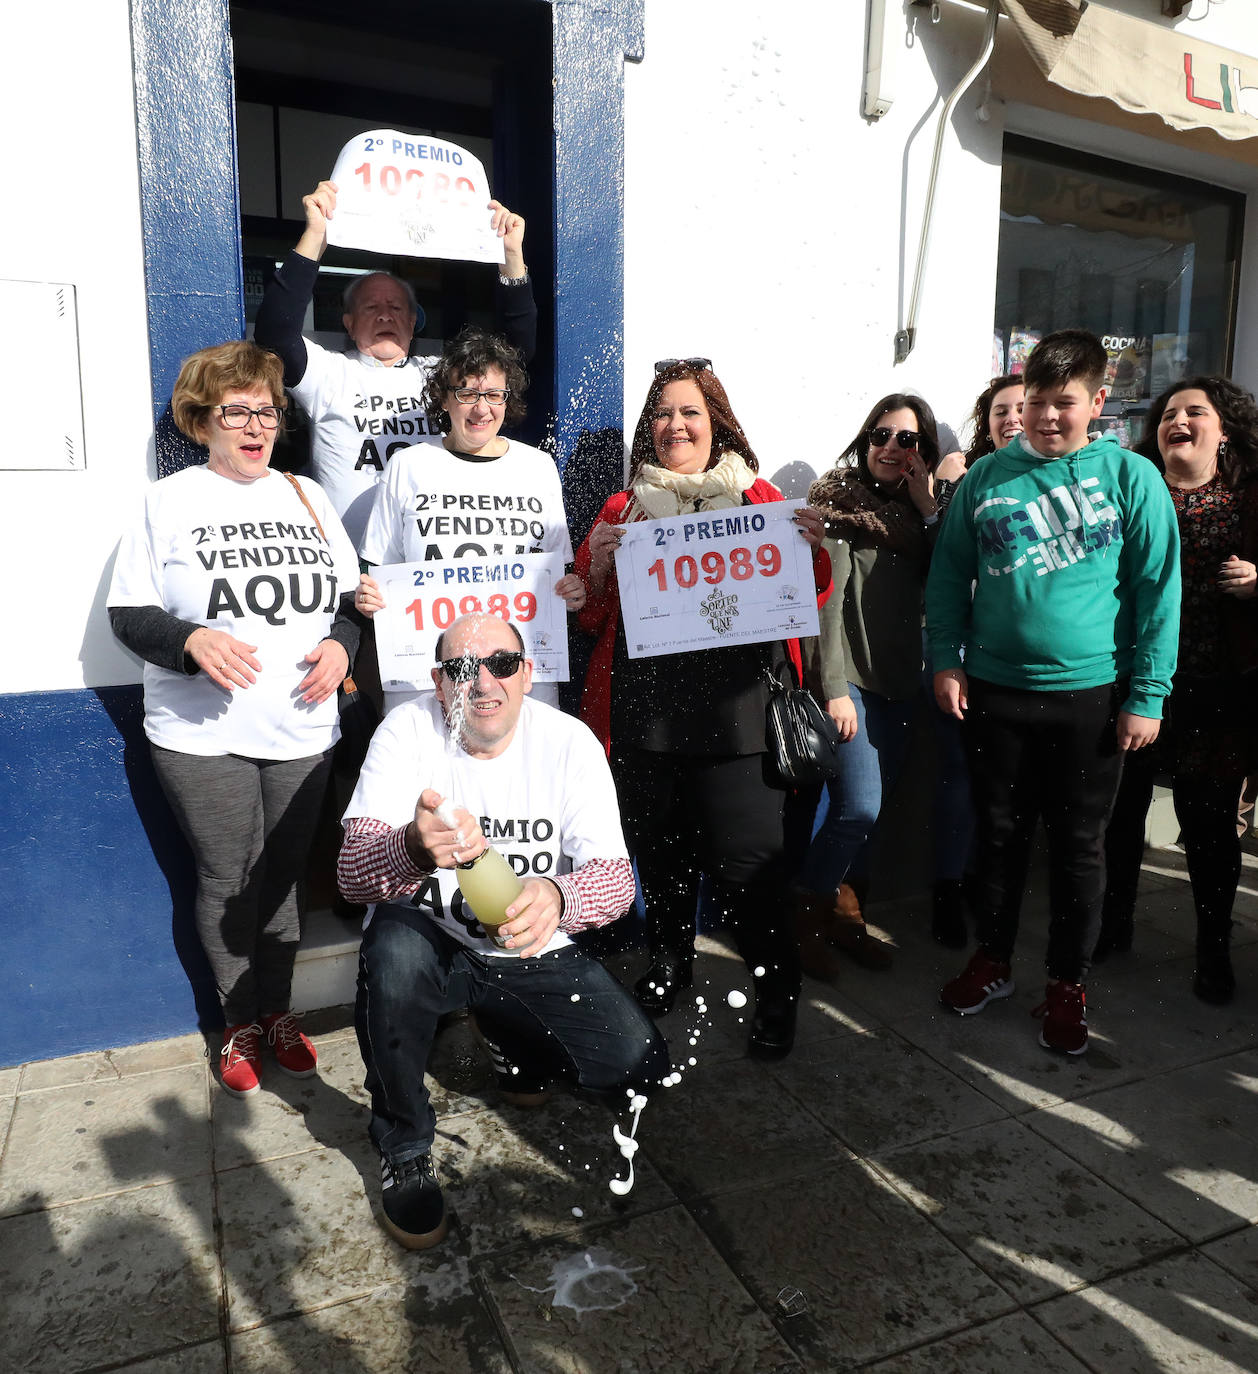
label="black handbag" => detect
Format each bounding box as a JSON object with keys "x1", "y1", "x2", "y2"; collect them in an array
[
  {"x1": 763, "y1": 663, "x2": 842, "y2": 788},
  {"x1": 336, "y1": 674, "x2": 380, "y2": 774}
]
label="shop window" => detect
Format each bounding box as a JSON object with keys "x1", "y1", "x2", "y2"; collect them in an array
[{"x1": 994, "y1": 136, "x2": 1243, "y2": 447}]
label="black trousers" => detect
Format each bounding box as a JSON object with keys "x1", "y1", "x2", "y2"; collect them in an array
[
  {"x1": 964, "y1": 678, "x2": 1124, "y2": 982},
  {"x1": 611, "y1": 748, "x2": 799, "y2": 995},
  {"x1": 1104, "y1": 748, "x2": 1240, "y2": 954}
]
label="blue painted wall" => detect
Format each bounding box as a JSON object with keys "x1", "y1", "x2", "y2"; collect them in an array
[{"x1": 1, "y1": 0, "x2": 641, "y2": 1067}]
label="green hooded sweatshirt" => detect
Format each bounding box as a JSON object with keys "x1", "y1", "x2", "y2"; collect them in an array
[{"x1": 925, "y1": 433, "x2": 1180, "y2": 718}]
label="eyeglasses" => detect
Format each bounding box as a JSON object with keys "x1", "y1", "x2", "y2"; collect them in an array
[
  {"x1": 439, "y1": 650, "x2": 525, "y2": 683},
  {"x1": 868, "y1": 426, "x2": 919, "y2": 451},
  {"x1": 654, "y1": 357, "x2": 712, "y2": 374},
  {"x1": 451, "y1": 387, "x2": 510, "y2": 406},
  {"x1": 218, "y1": 404, "x2": 284, "y2": 429}
]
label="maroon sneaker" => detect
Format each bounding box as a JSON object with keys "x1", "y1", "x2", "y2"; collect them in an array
[
  {"x1": 219, "y1": 1022, "x2": 263, "y2": 1096},
  {"x1": 261, "y1": 1011, "x2": 318, "y2": 1078},
  {"x1": 1032, "y1": 982, "x2": 1088, "y2": 1055},
  {"x1": 940, "y1": 950, "x2": 1014, "y2": 1015}
]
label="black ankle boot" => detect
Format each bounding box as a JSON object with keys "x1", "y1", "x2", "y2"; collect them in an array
[
  {"x1": 1092, "y1": 907, "x2": 1134, "y2": 963},
  {"x1": 748, "y1": 987, "x2": 798, "y2": 1060},
  {"x1": 1194, "y1": 948, "x2": 1235, "y2": 1005},
  {"x1": 634, "y1": 951, "x2": 693, "y2": 1015},
  {"x1": 931, "y1": 879, "x2": 968, "y2": 949}
]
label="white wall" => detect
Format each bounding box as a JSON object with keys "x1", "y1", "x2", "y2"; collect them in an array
[
  {"x1": 624, "y1": 1, "x2": 1005, "y2": 491},
  {"x1": 624, "y1": 0, "x2": 1255, "y2": 490},
  {"x1": 0, "y1": 2, "x2": 153, "y2": 695}
]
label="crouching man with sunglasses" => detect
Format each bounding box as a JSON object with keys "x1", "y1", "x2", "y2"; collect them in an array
[{"x1": 338, "y1": 612, "x2": 670, "y2": 1250}]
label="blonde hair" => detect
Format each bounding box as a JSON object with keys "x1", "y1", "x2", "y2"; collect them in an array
[{"x1": 170, "y1": 341, "x2": 286, "y2": 443}]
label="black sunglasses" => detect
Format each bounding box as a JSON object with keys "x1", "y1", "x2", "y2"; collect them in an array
[
  {"x1": 654, "y1": 356, "x2": 712, "y2": 373},
  {"x1": 868, "y1": 426, "x2": 919, "y2": 451},
  {"x1": 438, "y1": 650, "x2": 524, "y2": 683}
]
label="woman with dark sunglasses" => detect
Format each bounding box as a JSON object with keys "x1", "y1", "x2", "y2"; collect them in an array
[
  {"x1": 791, "y1": 393, "x2": 943, "y2": 977},
  {"x1": 573, "y1": 360, "x2": 831, "y2": 1059}
]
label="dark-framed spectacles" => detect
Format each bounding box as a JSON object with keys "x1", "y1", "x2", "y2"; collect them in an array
[
  {"x1": 654, "y1": 357, "x2": 712, "y2": 374},
  {"x1": 439, "y1": 650, "x2": 524, "y2": 683},
  {"x1": 868, "y1": 426, "x2": 919, "y2": 451},
  {"x1": 451, "y1": 387, "x2": 510, "y2": 406},
  {"x1": 218, "y1": 404, "x2": 284, "y2": 430}
]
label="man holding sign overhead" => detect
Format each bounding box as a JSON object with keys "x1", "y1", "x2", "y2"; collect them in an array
[{"x1": 254, "y1": 162, "x2": 536, "y2": 550}]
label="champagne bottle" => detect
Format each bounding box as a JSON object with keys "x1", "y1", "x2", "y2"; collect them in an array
[{"x1": 435, "y1": 800, "x2": 523, "y2": 946}]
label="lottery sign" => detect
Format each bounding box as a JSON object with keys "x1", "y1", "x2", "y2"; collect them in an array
[
  {"x1": 614, "y1": 503, "x2": 818, "y2": 658},
  {"x1": 326, "y1": 130, "x2": 504, "y2": 264},
  {"x1": 373, "y1": 552, "x2": 568, "y2": 686}
]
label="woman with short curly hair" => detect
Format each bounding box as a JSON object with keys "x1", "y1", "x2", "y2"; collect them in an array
[
  {"x1": 357, "y1": 326, "x2": 582, "y2": 709},
  {"x1": 108, "y1": 340, "x2": 366, "y2": 1096},
  {"x1": 1102, "y1": 376, "x2": 1258, "y2": 1003}
]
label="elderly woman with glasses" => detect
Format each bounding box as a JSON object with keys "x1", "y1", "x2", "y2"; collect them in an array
[
  {"x1": 356, "y1": 326, "x2": 583, "y2": 710},
  {"x1": 790, "y1": 393, "x2": 943, "y2": 979},
  {"x1": 108, "y1": 341, "x2": 367, "y2": 1097},
  {"x1": 574, "y1": 359, "x2": 830, "y2": 1059}
]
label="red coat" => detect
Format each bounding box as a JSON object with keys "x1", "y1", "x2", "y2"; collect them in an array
[{"x1": 574, "y1": 477, "x2": 833, "y2": 753}]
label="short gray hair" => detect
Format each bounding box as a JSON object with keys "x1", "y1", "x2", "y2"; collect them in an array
[{"x1": 341, "y1": 271, "x2": 419, "y2": 318}]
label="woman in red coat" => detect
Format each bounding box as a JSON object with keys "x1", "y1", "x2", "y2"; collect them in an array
[{"x1": 574, "y1": 359, "x2": 830, "y2": 1058}]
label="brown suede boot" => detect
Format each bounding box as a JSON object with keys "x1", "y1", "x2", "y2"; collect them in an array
[
  {"x1": 793, "y1": 891, "x2": 843, "y2": 981},
  {"x1": 829, "y1": 883, "x2": 894, "y2": 970}
]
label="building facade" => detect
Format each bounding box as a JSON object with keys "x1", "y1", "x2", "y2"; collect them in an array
[{"x1": 2, "y1": 0, "x2": 1255, "y2": 1066}]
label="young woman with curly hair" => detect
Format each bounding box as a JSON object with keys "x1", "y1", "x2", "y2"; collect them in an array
[{"x1": 1101, "y1": 376, "x2": 1258, "y2": 1003}]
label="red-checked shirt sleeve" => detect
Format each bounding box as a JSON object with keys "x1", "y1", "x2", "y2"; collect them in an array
[
  {"x1": 339, "y1": 817, "x2": 431, "y2": 903},
  {"x1": 338, "y1": 816, "x2": 636, "y2": 933},
  {"x1": 551, "y1": 857, "x2": 636, "y2": 933}
]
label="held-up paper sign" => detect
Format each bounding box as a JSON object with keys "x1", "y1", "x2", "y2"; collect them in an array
[
  {"x1": 373, "y1": 552, "x2": 568, "y2": 687},
  {"x1": 614, "y1": 503, "x2": 818, "y2": 658},
  {"x1": 326, "y1": 130, "x2": 504, "y2": 264}
]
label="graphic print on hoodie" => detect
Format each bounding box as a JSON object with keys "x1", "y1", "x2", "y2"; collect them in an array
[{"x1": 925, "y1": 433, "x2": 1181, "y2": 719}]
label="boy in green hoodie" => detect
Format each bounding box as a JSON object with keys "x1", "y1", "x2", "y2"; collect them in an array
[{"x1": 926, "y1": 330, "x2": 1180, "y2": 1054}]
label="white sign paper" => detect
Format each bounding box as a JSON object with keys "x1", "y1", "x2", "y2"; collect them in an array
[
  {"x1": 325, "y1": 130, "x2": 504, "y2": 264},
  {"x1": 373, "y1": 552, "x2": 568, "y2": 686},
  {"x1": 614, "y1": 503, "x2": 818, "y2": 659}
]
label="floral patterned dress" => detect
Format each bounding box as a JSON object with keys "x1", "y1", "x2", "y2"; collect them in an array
[{"x1": 1162, "y1": 475, "x2": 1258, "y2": 779}]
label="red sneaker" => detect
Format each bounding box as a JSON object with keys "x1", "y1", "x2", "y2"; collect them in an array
[
  {"x1": 220, "y1": 1022, "x2": 263, "y2": 1096},
  {"x1": 1032, "y1": 982, "x2": 1088, "y2": 1055},
  {"x1": 940, "y1": 950, "x2": 1014, "y2": 1015},
  {"x1": 261, "y1": 1011, "x2": 318, "y2": 1078}
]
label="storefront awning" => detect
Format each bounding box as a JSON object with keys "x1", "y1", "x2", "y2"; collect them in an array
[{"x1": 999, "y1": 0, "x2": 1256, "y2": 142}]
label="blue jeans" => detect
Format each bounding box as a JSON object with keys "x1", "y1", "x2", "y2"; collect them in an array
[
  {"x1": 798, "y1": 684, "x2": 914, "y2": 895},
  {"x1": 356, "y1": 905, "x2": 671, "y2": 1162}
]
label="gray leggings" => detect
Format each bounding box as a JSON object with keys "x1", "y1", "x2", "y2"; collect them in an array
[{"x1": 152, "y1": 745, "x2": 333, "y2": 1025}]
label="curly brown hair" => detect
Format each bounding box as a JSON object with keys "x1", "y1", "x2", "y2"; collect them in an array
[
  {"x1": 421, "y1": 327, "x2": 528, "y2": 434},
  {"x1": 171, "y1": 341, "x2": 286, "y2": 443},
  {"x1": 627, "y1": 362, "x2": 758, "y2": 484},
  {"x1": 964, "y1": 374, "x2": 1025, "y2": 467},
  {"x1": 1138, "y1": 375, "x2": 1258, "y2": 488}
]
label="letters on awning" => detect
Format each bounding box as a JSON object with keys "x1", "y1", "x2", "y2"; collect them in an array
[{"x1": 998, "y1": 0, "x2": 1256, "y2": 142}]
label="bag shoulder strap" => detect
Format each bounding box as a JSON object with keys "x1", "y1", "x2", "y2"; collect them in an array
[
  {"x1": 282, "y1": 471, "x2": 327, "y2": 543},
  {"x1": 282, "y1": 472, "x2": 356, "y2": 693}
]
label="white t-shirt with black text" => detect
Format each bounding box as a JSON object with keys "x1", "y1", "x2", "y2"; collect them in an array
[
  {"x1": 361, "y1": 438, "x2": 574, "y2": 709},
  {"x1": 344, "y1": 695, "x2": 626, "y2": 957},
  {"x1": 292, "y1": 344, "x2": 442, "y2": 550},
  {"x1": 108, "y1": 465, "x2": 361, "y2": 759}
]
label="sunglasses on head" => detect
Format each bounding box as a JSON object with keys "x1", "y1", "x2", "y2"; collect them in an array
[
  {"x1": 868, "y1": 426, "x2": 919, "y2": 451},
  {"x1": 438, "y1": 650, "x2": 524, "y2": 684},
  {"x1": 654, "y1": 356, "x2": 712, "y2": 374}
]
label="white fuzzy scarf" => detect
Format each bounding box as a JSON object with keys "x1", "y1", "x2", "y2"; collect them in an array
[{"x1": 630, "y1": 451, "x2": 755, "y2": 519}]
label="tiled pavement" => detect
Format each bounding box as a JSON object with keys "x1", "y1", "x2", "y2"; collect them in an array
[{"x1": 5, "y1": 846, "x2": 1258, "y2": 1372}]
